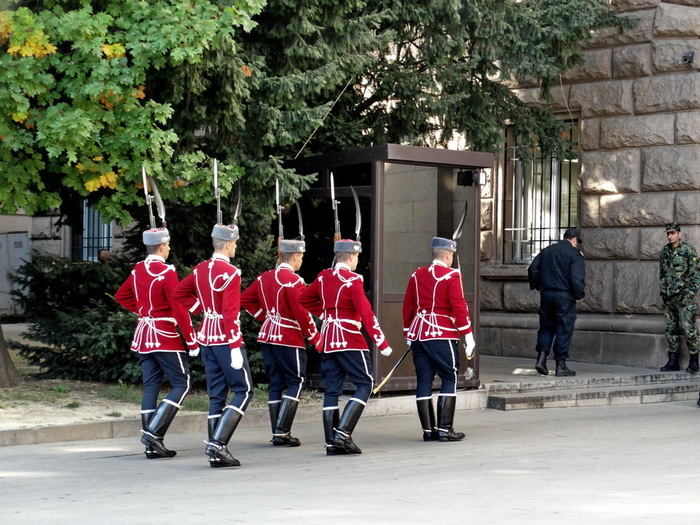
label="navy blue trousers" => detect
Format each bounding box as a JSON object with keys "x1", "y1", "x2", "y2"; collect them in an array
[
  {"x1": 536, "y1": 290, "x2": 577, "y2": 360},
  {"x1": 139, "y1": 351, "x2": 190, "y2": 411},
  {"x1": 201, "y1": 344, "x2": 254, "y2": 416},
  {"x1": 261, "y1": 343, "x2": 307, "y2": 402},
  {"x1": 411, "y1": 339, "x2": 459, "y2": 398},
  {"x1": 321, "y1": 350, "x2": 373, "y2": 408}
]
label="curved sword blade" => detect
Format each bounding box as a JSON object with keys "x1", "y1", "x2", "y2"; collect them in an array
[
  {"x1": 148, "y1": 175, "x2": 167, "y2": 228},
  {"x1": 452, "y1": 200, "x2": 468, "y2": 241},
  {"x1": 295, "y1": 201, "x2": 304, "y2": 240},
  {"x1": 214, "y1": 159, "x2": 222, "y2": 225},
  {"x1": 233, "y1": 182, "x2": 242, "y2": 225},
  {"x1": 142, "y1": 166, "x2": 155, "y2": 230},
  {"x1": 351, "y1": 186, "x2": 361, "y2": 241}
]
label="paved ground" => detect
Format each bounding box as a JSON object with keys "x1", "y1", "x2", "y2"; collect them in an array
[{"x1": 2, "y1": 400, "x2": 700, "y2": 524}]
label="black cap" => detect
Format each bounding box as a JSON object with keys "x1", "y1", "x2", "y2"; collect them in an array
[{"x1": 563, "y1": 227, "x2": 583, "y2": 243}]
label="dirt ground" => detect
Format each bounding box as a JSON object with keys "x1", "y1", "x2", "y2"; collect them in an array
[
  {"x1": 0, "y1": 325, "x2": 196, "y2": 431},
  {"x1": 0, "y1": 378, "x2": 144, "y2": 431}
]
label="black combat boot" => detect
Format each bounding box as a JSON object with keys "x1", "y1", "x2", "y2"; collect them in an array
[
  {"x1": 555, "y1": 360, "x2": 576, "y2": 377},
  {"x1": 205, "y1": 407, "x2": 243, "y2": 468},
  {"x1": 660, "y1": 352, "x2": 680, "y2": 372},
  {"x1": 535, "y1": 352, "x2": 548, "y2": 376},
  {"x1": 140, "y1": 402, "x2": 178, "y2": 458},
  {"x1": 686, "y1": 354, "x2": 699, "y2": 374},
  {"x1": 271, "y1": 397, "x2": 301, "y2": 447},
  {"x1": 416, "y1": 398, "x2": 438, "y2": 441},
  {"x1": 323, "y1": 408, "x2": 347, "y2": 456},
  {"x1": 436, "y1": 396, "x2": 465, "y2": 441},
  {"x1": 332, "y1": 400, "x2": 365, "y2": 454}
]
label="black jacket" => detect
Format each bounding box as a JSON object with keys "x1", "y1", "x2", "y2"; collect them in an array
[{"x1": 528, "y1": 240, "x2": 585, "y2": 300}]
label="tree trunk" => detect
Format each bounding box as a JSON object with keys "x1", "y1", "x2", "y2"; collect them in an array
[{"x1": 0, "y1": 325, "x2": 21, "y2": 387}]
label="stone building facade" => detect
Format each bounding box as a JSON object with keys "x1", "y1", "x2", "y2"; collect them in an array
[{"x1": 480, "y1": 0, "x2": 700, "y2": 368}]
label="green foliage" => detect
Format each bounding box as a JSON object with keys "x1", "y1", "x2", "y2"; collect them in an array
[{"x1": 0, "y1": 0, "x2": 265, "y2": 222}]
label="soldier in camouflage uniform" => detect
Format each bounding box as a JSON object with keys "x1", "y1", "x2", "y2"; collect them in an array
[{"x1": 658, "y1": 223, "x2": 700, "y2": 375}]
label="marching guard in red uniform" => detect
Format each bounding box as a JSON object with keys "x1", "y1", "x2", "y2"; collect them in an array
[
  {"x1": 115, "y1": 227, "x2": 199, "y2": 459},
  {"x1": 403, "y1": 237, "x2": 475, "y2": 442},
  {"x1": 173, "y1": 223, "x2": 253, "y2": 468},
  {"x1": 241, "y1": 239, "x2": 320, "y2": 446},
  {"x1": 299, "y1": 240, "x2": 393, "y2": 455}
]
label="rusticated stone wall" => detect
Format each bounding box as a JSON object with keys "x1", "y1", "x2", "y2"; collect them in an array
[{"x1": 480, "y1": 0, "x2": 700, "y2": 367}]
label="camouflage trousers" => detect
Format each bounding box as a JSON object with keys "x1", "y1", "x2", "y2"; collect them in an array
[{"x1": 663, "y1": 299, "x2": 699, "y2": 354}]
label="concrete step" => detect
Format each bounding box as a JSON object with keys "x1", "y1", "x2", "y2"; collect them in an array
[
  {"x1": 486, "y1": 381, "x2": 700, "y2": 411},
  {"x1": 485, "y1": 371, "x2": 699, "y2": 395}
]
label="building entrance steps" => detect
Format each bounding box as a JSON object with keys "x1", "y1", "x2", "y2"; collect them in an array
[{"x1": 477, "y1": 356, "x2": 700, "y2": 411}]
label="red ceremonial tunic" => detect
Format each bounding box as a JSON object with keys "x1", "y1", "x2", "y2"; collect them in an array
[
  {"x1": 299, "y1": 263, "x2": 390, "y2": 353},
  {"x1": 172, "y1": 253, "x2": 243, "y2": 350},
  {"x1": 403, "y1": 260, "x2": 473, "y2": 341},
  {"x1": 115, "y1": 255, "x2": 198, "y2": 353},
  {"x1": 240, "y1": 263, "x2": 320, "y2": 349}
]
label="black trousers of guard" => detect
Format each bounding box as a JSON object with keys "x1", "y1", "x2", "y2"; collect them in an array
[{"x1": 536, "y1": 290, "x2": 577, "y2": 361}]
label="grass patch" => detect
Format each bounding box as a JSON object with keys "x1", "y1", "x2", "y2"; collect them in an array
[
  {"x1": 64, "y1": 401, "x2": 80, "y2": 409},
  {"x1": 106, "y1": 411, "x2": 122, "y2": 418}
]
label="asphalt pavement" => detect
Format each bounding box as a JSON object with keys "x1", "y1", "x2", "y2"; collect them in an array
[{"x1": 2, "y1": 400, "x2": 699, "y2": 524}]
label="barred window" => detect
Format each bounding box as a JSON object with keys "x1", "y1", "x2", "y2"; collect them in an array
[
  {"x1": 503, "y1": 120, "x2": 579, "y2": 264},
  {"x1": 71, "y1": 200, "x2": 112, "y2": 261}
]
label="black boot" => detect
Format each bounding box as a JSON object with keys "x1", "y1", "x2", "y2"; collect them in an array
[
  {"x1": 272, "y1": 397, "x2": 301, "y2": 447},
  {"x1": 268, "y1": 401, "x2": 281, "y2": 435},
  {"x1": 535, "y1": 352, "x2": 548, "y2": 376},
  {"x1": 686, "y1": 354, "x2": 699, "y2": 374},
  {"x1": 436, "y1": 396, "x2": 464, "y2": 441},
  {"x1": 140, "y1": 402, "x2": 178, "y2": 458},
  {"x1": 416, "y1": 399, "x2": 438, "y2": 441},
  {"x1": 205, "y1": 408, "x2": 242, "y2": 468},
  {"x1": 660, "y1": 352, "x2": 680, "y2": 372},
  {"x1": 323, "y1": 408, "x2": 347, "y2": 456},
  {"x1": 555, "y1": 360, "x2": 576, "y2": 377},
  {"x1": 332, "y1": 400, "x2": 364, "y2": 454},
  {"x1": 206, "y1": 416, "x2": 220, "y2": 468},
  {"x1": 141, "y1": 412, "x2": 166, "y2": 459}
]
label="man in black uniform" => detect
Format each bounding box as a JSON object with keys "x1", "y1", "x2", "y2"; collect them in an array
[{"x1": 528, "y1": 228, "x2": 585, "y2": 377}]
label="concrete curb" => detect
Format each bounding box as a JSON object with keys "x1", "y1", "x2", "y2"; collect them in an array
[{"x1": 0, "y1": 390, "x2": 490, "y2": 447}]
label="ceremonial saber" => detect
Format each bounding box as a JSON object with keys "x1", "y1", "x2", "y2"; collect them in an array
[{"x1": 373, "y1": 345, "x2": 412, "y2": 395}]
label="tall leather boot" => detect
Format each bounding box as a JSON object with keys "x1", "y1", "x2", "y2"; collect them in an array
[
  {"x1": 272, "y1": 397, "x2": 301, "y2": 447},
  {"x1": 535, "y1": 352, "x2": 548, "y2": 376},
  {"x1": 686, "y1": 354, "x2": 699, "y2": 374},
  {"x1": 436, "y1": 396, "x2": 465, "y2": 441},
  {"x1": 332, "y1": 400, "x2": 365, "y2": 454},
  {"x1": 555, "y1": 360, "x2": 576, "y2": 377},
  {"x1": 206, "y1": 416, "x2": 221, "y2": 468},
  {"x1": 416, "y1": 399, "x2": 438, "y2": 441},
  {"x1": 141, "y1": 412, "x2": 166, "y2": 459},
  {"x1": 323, "y1": 408, "x2": 347, "y2": 456},
  {"x1": 660, "y1": 352, "x2": 680, "y2": 372},
  {"x1": 205, "y1": 407, "x2": 243, "y2": 468},
  {"x1": 268, "y1": 401, "x2": 281, "y2": 435},
  {"x1": 140, "y1": 402, "x2": 178, "y2": 457}
]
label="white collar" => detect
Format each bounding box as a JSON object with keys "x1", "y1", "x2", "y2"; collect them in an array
[
  {"x1": 335, "y1": 262, "x2": 351, "y2": 271},
  {"x1": 146, "y1": 255, "x2": 165, "y2": 263},
  {"x1": 212, "y1": 252, "x2": 230, "y2": 263},
  {"x1": 432, "y1": 259, "x2": 448, "y2": 268},
  {"x1": 277, "y1": 263, "x2": 294, "y2": 271}
]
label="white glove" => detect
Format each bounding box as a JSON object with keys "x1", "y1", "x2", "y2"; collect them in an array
[
  {"x1": 406, "y1": 338, "x2": 412, "y2": 346},
  {"x1": 230, "y1": 347, "x2": 243, "y2": 370},
  {"x1": 380, "y1": 347, "x2": 393, "y2": 357},
  {"x1": 189, "y1": 347, "x2": 200, "y2": 358},
  {"x1": 464, "y1": 333, "x2": 476, "y2": 360}
]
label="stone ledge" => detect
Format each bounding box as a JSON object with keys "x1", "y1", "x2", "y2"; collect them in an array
[{"x1": 481, "y1": 312, "x2": 665, "y2": 333}]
